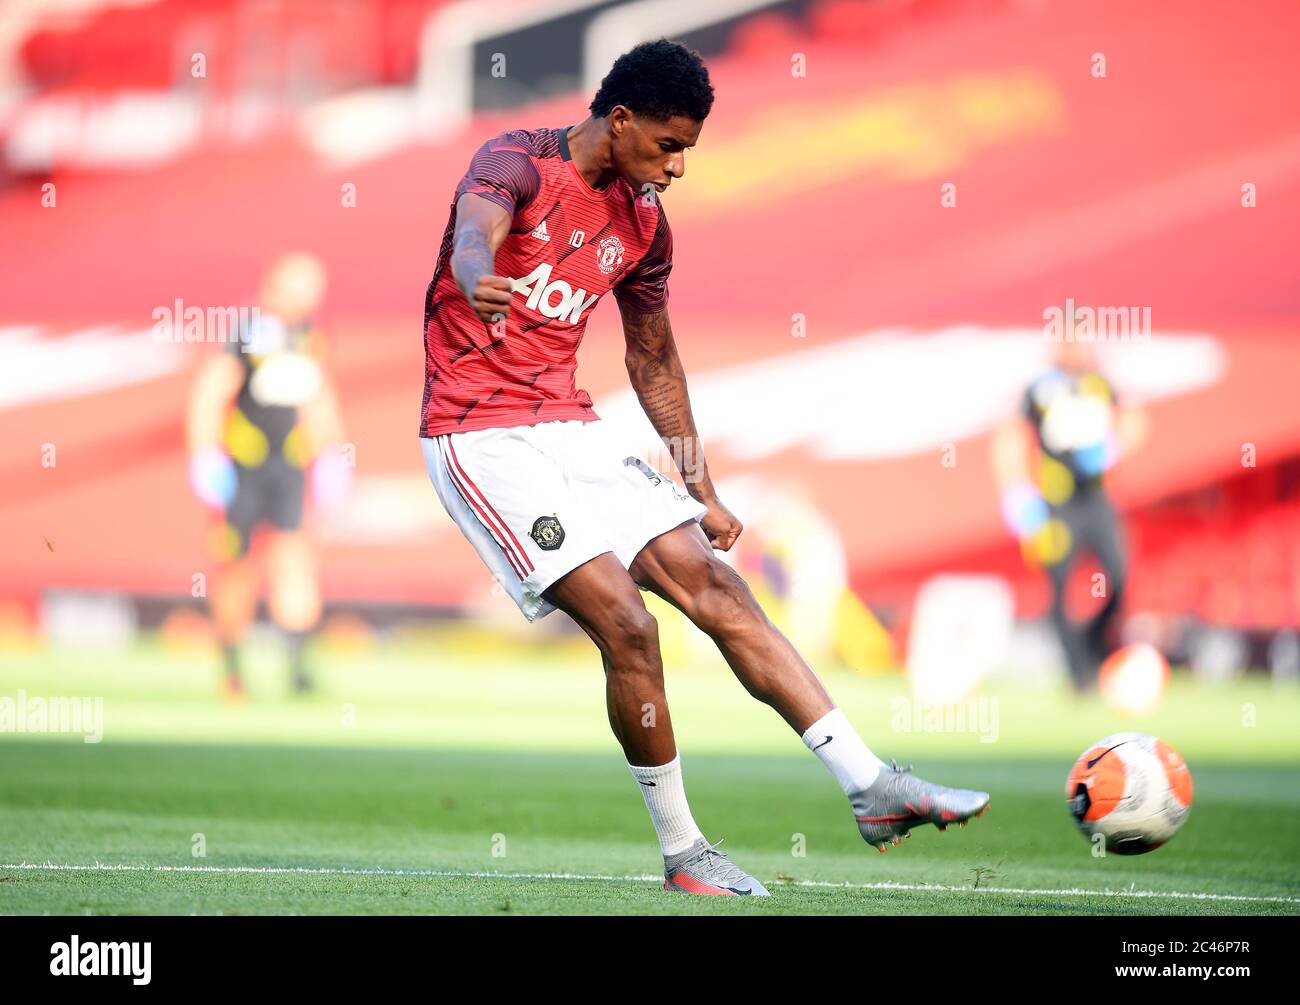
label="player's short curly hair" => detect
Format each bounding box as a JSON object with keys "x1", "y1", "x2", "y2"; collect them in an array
[{"x1": 589, "y1": 38, "x2": 714, "y2": 123}]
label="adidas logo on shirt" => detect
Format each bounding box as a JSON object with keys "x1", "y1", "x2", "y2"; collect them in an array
[{"x1": 530, "y1": 220, "x2": 550, "y2": 242}]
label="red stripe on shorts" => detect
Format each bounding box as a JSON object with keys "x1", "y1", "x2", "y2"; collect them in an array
[
  {"x1": 439, "y1": 436, "x2": 530, "y2": 579},
  {"x1": 445, "y1": 437, "x2": 535, "y2": 574}
]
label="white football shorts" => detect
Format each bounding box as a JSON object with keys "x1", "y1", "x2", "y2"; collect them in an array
[{"x1": 420, "y1": 419, "x2": 708, "y2": 622}]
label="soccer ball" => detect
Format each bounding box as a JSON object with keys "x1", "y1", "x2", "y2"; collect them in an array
[
  {"x1": 1065, "y1": 732, "x2": 1193, "y2": 854},
  {"x1": 1098, "y1": 642, "x2": 1169, "y2": 717}
]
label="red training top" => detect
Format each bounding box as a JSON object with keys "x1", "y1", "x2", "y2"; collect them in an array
[{"x1": 420, "y1": 125, "x2": 672, "y2": 437}]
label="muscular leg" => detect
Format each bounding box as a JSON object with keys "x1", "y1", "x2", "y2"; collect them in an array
[
  {"x1": 543, "y1": 552, "x2": 677, "y2": 766},
  {"x1": 626, "y1": 519, "x2": 989, "y2": 851},
  {"x1": 629, "y1": 519, "x2": 896, "y2": 824},
  {"x1": 628, "y1": 520, "x2": 833, "y2": 734},
  {"x1": 544, "y1": 551, "x2": 712, "y2": 861}
]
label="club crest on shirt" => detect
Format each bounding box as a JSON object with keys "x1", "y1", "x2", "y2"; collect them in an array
[
  {"x1": 530, "y1": 514, "x2": 565, "y2": 550},
  {"x1": 596, "y1": 235, "x2": 625, "y2": 275}
]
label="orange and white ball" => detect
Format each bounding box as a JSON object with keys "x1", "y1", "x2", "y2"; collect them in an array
[{"x1": 1066, "y1": 732, "x2": 1193, "y2": 854}]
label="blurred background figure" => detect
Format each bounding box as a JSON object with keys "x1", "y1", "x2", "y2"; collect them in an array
[
  {"x1": 993, "y1": 335, "x2": 1148, "y2": 691},
  {"x1": 186, "y1": 252, "x2": 350, "y2": 699}
]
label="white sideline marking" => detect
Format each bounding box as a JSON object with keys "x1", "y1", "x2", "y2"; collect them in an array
[{"x1": 3, "y1": 862, "x2": 1298, "y2": 905}]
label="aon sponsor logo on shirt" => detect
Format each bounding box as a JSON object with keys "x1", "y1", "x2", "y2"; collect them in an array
[{"x1": 511, "y1": 263, "x2": 600, "y2": 324}]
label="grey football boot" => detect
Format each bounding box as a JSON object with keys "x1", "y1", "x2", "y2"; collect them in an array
[
  {"x1": 663, "y1": 838, "x2": 770, "y2": 896},
  {"x1": 850, "y1": 759, "x2": 990, "y2": 852}
]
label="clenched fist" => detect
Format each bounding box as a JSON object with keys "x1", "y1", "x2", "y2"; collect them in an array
[
  {"x1": 700, "y1": 496, "x2": 743, "y2": 552},
  {"x1": 466, "y1": 274, "x2": 513, "y2": 326}
]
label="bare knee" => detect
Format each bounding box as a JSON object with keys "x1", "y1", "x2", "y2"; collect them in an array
[
  {"x1": 695, "y1": 559, "x2": 762, "y2": 641},
  {"x1": 599, "y1": 601, "x2": 660, "y2": 665}
]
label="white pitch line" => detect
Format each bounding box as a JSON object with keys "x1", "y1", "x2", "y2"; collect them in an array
[{"x1": 4, "y1": 862, "x2": 1298, "y2": 906}]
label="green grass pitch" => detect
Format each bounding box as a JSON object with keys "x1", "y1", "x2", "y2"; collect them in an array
[{"x1": 1, "y1": 635, "x2": 1298, "y2": 915}]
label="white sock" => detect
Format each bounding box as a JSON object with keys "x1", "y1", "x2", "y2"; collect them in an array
[
  {"x1": 801, "y1": 707, "x2": 885, "y2": 795},
  {"x1": 628, "y1": 753, "x2": 705, "y2": 856}
]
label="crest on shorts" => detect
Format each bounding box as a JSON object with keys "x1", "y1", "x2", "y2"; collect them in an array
[
  {"x1": 530, "y1": 514, "x2": 565, "y2": 550},
  {"x1": 596, "y1": 235, "x2": 625, "y2": 275}
]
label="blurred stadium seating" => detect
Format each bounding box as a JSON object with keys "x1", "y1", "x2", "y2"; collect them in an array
[{"x1": 2, "y1": 0, "x2": 1298, "y2": 678}]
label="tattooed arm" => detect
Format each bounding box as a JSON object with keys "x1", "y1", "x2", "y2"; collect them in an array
[
  {"x1": 620, "y1": 300, "x2": 743, "y2": 550},
  {"x1": 451, "y1": 193, "x2": 514, "y2": 325}
]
